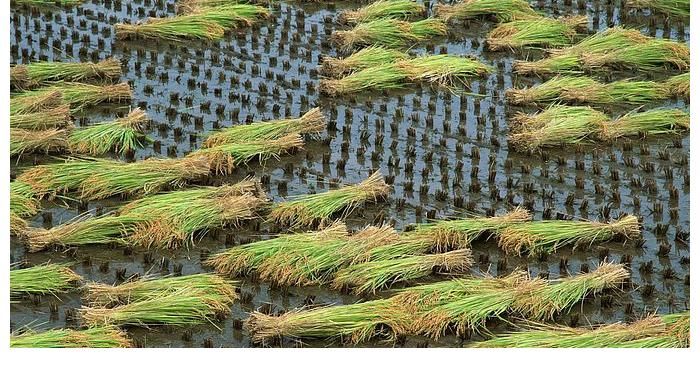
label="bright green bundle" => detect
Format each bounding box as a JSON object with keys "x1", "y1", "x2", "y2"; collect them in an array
[
  {"x1": 487, "y1": 16, "x2": 587, "y2": 50},
  {"x1": 10, "y1": 263, "x2": 82, "y2": 297},
  {"x1": 10, "y1": 326, "x2": 132, "y2": 348},
  {"x1": 332, "y1": 18, "x2": 447, "y2": 51},
  {"x1": 338, "y1": 0, "x2": 425, "y2": 24},
  {"x1": 627, "y1": 0, "x2": 690, "y2": 19},
  {"x1": 67, "y1": 108, "x2": 149, "y2": 154},
  {"x1": 10, "y1": 59, "x2": 121, "y2": 90},
  {"x1": 435, "y1": 0, "x2": 538, "y2": 22},
  {"x1": 319, "y1": 46, "x2": 409, "y2": 77}
]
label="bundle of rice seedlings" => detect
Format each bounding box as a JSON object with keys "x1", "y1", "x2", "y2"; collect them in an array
[
  {"x1": 10, "y1": 89, "x2": 63, "y2": 115},
  {"x1": 486, "y1": 16, "x2": 588, "y2": 51},
  {"x1": 269, "y1": 171, "x2": 390, "y2": 228},
  {"x1": 10, "y1": 326, "x2": 132, "y2": 348},
  {"x1": 472, "y1": 311, "x2": 689, "y2": 348},
  {"x1": 319, "y1": 46, "x2": 409, "y2": 78},
  {"x1": 10, "y1": 127, "x2": 71, "y2": 157},
  {"x1": 80, "y1": 287, "x2": 234, "y2": 327},
  {"x1": 396, "y1": 54, "x2": 493, "y2": 88},
  {"x1": 508, "y1": 105, "x2": 608, "y2": 151},
  {"x1": 14, "y1": 82, "x2": 132, "y2": 111},
  {"x1": 332, "y1": 18, "x2": 447, "y2": 51},
  {"x1": 84, "y1": 274, "x2": 237, "y2": 307},
  {"x1": 338, "y1": 0, "x2": 425, "y2": 24},
  {"x1": 10, "y1": 104, "x2": 72, "y2": 130},
  {"x1": 434, "y1": 0, "x2": 538, "y2": 22},
  {"x1": 408, "y1": 208, "x2": 531, "y2": 250},
  {"x1": 10, "y1": 181, "x2": 40, "y2": 218},
  {"x1": 10, "y1": 59, "x2": 122, "y2": 89},
  {"x1": 11, "y1": 214, "x2": 29, "y2": 236},
  {"x1": 627, "y1": 0, "x2": 690, "y2": 19},
  {"x1": 498, "y1": 215, "x2": 640, "y2": 255},
  {"x1": 189, "y1": 134, "x2": 304, "y2": 174},
  {"x1": 26, "y1": 181, "x2": 265, "y2": 251},
  {"x1": 17, "y1": 156, "x2": 211, "y2": 200},
  {"x1": 67, "y1": 108, "x2": 149, "y2": 155},
  {"x1": 203, "y1": 108, "x2": 325, "y2": 148},
  {"x1": 514, "y1": 27, "x2": 690, "y2": 75},
  {"x1": 10, "y1": 263, "x2": 82, "y2": 297},
  {"x1": 331, "y1": 249, "x2": 474, "y2": 294},
  {"x1": 319, "y1": 63, "x2": 410, "y2": 96},
  {"x1": 506, "y1": 76, "x2": 669, "y2": 105},
  {"x1": 600, "y1": 108, "x2": 689, "y2": 140},
  {"x1": 664, "y1": 72, "x2": 690, "y2": 99}
]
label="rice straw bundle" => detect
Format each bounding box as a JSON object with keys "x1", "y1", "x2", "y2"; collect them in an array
[
  {"x1": 10, "y1": 89, "x2": 63, "y2": 115},
  {"x1": 514, "y1": 27, "x2": 690, "y2": 75},
  {"x1": 203, "y1": 108, "x2": 325, "y2": 148},
  {"x1": 67, "y1": 108, "x2": 149, "y2": 155},
  {"x1": 338, "y1": 0, "x2": 425, "y2": 24},
  {"x1": 396, "y1": 54, "x2": 493, "y2": 88},
  {"x1": 506, "y1": 76, "x2": 669, "y2": 105},
  {"x1": 10, "y1": 263, "x2": 82, "y2": 297},
  {"x1": 10, "y1": 127, "x2": 71, "y2": 157},
  {"x1": 13, "y1": 82, "x2": 132, "y2": 111},
  {"x1": 84, "y1": 274, "x2": 237, "y2": 307},
  {"x1": 487, "y1": 16, "x2": 587, "y2": 51},
  {"x1": 10, "y1": 181, "x2": 40, "y2": 219},
  {"x1": 473, "y1": 311, "x2": 689, "y2": 348},
  {"x1": 319, "y1": 63, "x2": 410, "y2": 96},
  {"x1": 332, "y1": 18, "x2": 447, "y2": 51},
  {"x1": 17, "y1": 156, "x2": 211, "y2": 200},
  {"x1": 600, "y1": 108, "x2": 689, "y2": 140},
  {"x1": 319, "y1": 46, "x2": 409, "y2": 78},
  {"x1": 408, "y1": 208, "x2": 532, "y2": 250},
  {"x1": 498, "y1": 215, "x2": 640, "y2": 255},
  {"x1": 25, "y1": 214, "x2": 142, "y2": 252},
  {"x1": 434, "y1": 0, "x2": 538, "y2": 22},
  {"x1": 665, "y1": 72, "x2": 690, "y2": 99},
  {"x1": 10, "y1": 326, "x2": 132, "y2": 348},
  {"x1": 331, "y1": 249, "x2": 474, "y2": 294},
  {"x1": 269, "y1": 171, "x2": 390, "y2": 228},
  {"x1": 626, "y1": 0, "x2": 690, "y2": 19},
  {"x1": 10, "y1": 59, "x2": 122, "y2": 90},
  {"x1": 508, "y1": 105, "x2": 608, "y2": 151},
  {"x1": 10, "y1": 104, "x2": 72, "y2": 130},
  {"x1": 189, "y1": 133, "x2": 304, "y2": 174}
]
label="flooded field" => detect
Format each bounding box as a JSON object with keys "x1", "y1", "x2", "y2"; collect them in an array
[{"x1": 9, "y1": 0, "x2": 689, "y2": 348}]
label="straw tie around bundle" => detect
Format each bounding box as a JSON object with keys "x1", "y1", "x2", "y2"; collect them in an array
[
  {"x1": 486, "y1": 16, "x2": 588, "y2": 51},
  {"x1": 338, "y1": 0, "x2": 426, "y2": 24},
  {"x1": 331, "y1": 18, "x2": 447, "y2": 51},
  {"x1": 10, "y1": 326, "x2": 132, "y2": 348},
  {"x1": 434, "y1": 0, "x2": 538, "y2": 23},
  {"x1": 10, "y1": 263, "x2": 82, "y2": 297},
  {"x1": 269, "y1": 171, "x2": 390, "y2": 228},
  {"x1": 10, "y1": 59, "x2": 122, "y2": 90},
  {"x1": 319, "y1": 47, "x2": 409, "y2": 78}
]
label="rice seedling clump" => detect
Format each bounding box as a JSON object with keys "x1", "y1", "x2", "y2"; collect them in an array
[
  {"x1": 626, "y1": 0, "x2": 690, "y2": 19},
  {"x1": 10, "y1": 89, "x2": 64, "y2": 115},
  {"x1": 10, "y1": 326, "x2": 132, "y2": 348},
  {"x1": 664, "y1": 72, "x2": 690, "y2": 99},
  {"x1": 601, "y1": 108, "x2": 689, "y2": 140},
  {"x1": 338, "y1": 0, "x2": 426, "y2": 24},
  {"x1": 10, "y1": 127, "x2": 71, "y2": 157},
  {"x1": 319, "y1": 46, "x2": 409, "y2": 78},
  {"x1": 10, "y1": 104, "x2": 72, "y2": 130},
  {"x1": 13, "y1": 82, "x2": 132, "y2": 111},
  {"x1": 10, "y1": 263, "x2": 82, "y2": 297},
  {"x1": 487, "y1": 16, "x2": 588, "y2": 51},
  {"x1": 332, "y1": 18, "x2": 447, "y2": 51},
  {"x1": 10, "y1": 59, "x2": 122, "y2": 89},
  {"x1": 67, "y1": 108, "x2": 150, "y2": 155},
  {"x1": 435, "y1": 0, "x2": 538, "y2": 23}
]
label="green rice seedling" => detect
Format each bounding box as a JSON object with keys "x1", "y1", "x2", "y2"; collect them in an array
[
  {"x1": 472, "y1": 311, "x2": 688, "y2": 348},
  {"x1": 10, "y1": 127, "x2": 71, "y2": 157},
  {"x1": 10, "y1": 181, "x2": 40, "y2": 218},
  {"x1": 338, "y1": 0, "x2": 425, "y2": 24},
  {"x1": 396, "y1": 54, "x2": 493, "y2": 88},
  {"x1": 84, "y1": 274, "x2": 237, "y2": 307},
  {"x1": 203, "y1": 108, "x2": 325, "y2": 148},
  {"x1": 269, "y1": 171, "x2": 390, "y2": 228},
  {"x1": 486, "y1": 16, "x2": 588, "y2": 51},
  {"x1": 600, "y1": 108, "x2": 689, "y2": 140},
  {"x1": 319, "y1": 46, "x2": 409, "y2": 78},
  {"x1": 665, "y1": 72, "x2": 690, "y2": 99},
  {"x1": 627, "y1": 0, "x2": 690, "y2": 19},
  {"x1": 434, "y1": 0, "x2": 538, "y2": 22},
  {"x1": 407, "y1": 208, "x2": 531, "y2": 250},
  {"x1": 10, "y1": 326, "x2": 132, "y2": 348},
  {"x1": 10, "y1": 59, "x2": 122, "y2": 90},
  {"x1": 319, "y1": 63, "x2": 410, "y2": 96},
  {"x1": 508, "y1": 105, "x2": 608, "y2": 151},
  {"x1": 193, "y1": 4, "x2": 270, "y2": 27},
  {"x1": 10, "y1": 89, "x2": 63, "y2": 115},
  {"x1": 67, "y1": 108, "x2": 149, "y2": 155},
  {"x1": 514, "y1": 27, "x2": 690, "y2": 75},
  {"x1": 25, "y1": 214, "x2": 142, "y2": 252},
  {"x1": 498, "y1": 215, "x2": 640, "y2": 255},
  {"x1": 10, "y1": 104, "x2": 72, "y2": 130},
  {"x1": 80, "y1": 286, "x2": 235, "y2": 327},
  {"x1": 189, "y1": 134, "x2": 304, "y2": 174},
  {"x1": 332, "y1": 18, "x2": 447, "y2": 51},
  {"x1": 506, "y1": 76, "x2": 669, "y2": 105},
  {"x1": 17, "y1": 156, "x2": 211, "y2": 200},
  {"x1": 331, "y1": 249, "x2": 474, "y2": 294},
  {"x1": 10, "y1": 263, "x2": 82, "y2": 297},
  {"x1": 14, "y1": 82, "x2": 132, "y2": 111}
]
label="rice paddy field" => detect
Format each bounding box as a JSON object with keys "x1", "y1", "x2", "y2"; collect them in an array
[{"x1": 8, "y1": 0, "x2": 690, "y2": 348}]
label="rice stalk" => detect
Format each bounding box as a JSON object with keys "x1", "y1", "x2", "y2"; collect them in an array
[
  {"x1": 67, "y1": 108, "x2": 149, "y2": 155},
  {"x1": 331, "y1": 249, "x2": 474, "y2": 295},
  {"x1": 600, "y1": 108, "x2": 689, "y2": 140},
  {"x1": 203, "y1": 108, "x2": 325, "y2": 148},
  {"x1": 10, "y1": 89, "x2": 63, "y2": 115},
  {"x1": 10, "y1": 104, "x2": 72, "y2": 130},
  {"x1": 664, "y1": 72, "x2": 689, "y2": 99},
  {"x1": 269, "y1": 171, "x2": 390, "y2": 228},
  {"x1": 396, "y1": 54, "x2": 493, "y2": 88},
  {"x1": 627, "y1": 0, "x2": 690, "y2": 18},
  {"x1": 498, "y1": 215, "x2": 640, "y2": 255},
  {"x1": 487, "y1": 16, "x2": 587, "y2": 51},
  {"x1": 10, "y1": 326, "x2": 132, "y2": 348},
  {"x1": 319, "y1": 46, "x2": 409, "y2": 78},
  {"x1": 10, "y1": 263, "x2": 82, "y2": 297},
  {"x1": 17, "y1": 156, "x2": 211, "y2": 200},
  {"x1": 10, "y1": 59, "x2": 122, "y2": 89},
  {"x1": 13, "y1": 82, "x2": 132, "y2": 111},
  {"x1": 338, "y1": 0, "x2": 425, "y2": 24},
  {"x1": 434, "y1": 0, "x2": 538, "y2": 23},
  {"x1": 10, "y1": 127, "x2": 71, "y2": 157},
  {"x1": 332, "y1": 18, "x2": 447, "y2": 51},
  {"x1": 10, "y1": 181, "x2": 40, "y2": 218},
  {"x1": 319, "y1": 63, "x2": 410, "y2": 96}
]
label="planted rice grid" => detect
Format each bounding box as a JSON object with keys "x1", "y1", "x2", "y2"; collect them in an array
[
  {"x1": 338, "y1": 0, "x2": 426, "y2": 24},
  {"x1": 434, "y1": 0, "x2": 538, "y2": 23},
  {"x1": 486, "y1": 16, "x2": 588, "y2": 51},
  {"x1": 331, "y1": 18, "x2": 447, "y2": 51},
  {"x1": 10, "y1": 326, "x2": 132, "y2": 348},
  {"x1": 10, "y1": 263, "x2": 82, "y2": 297},
  {"x1": 10, "y1": 59, "x2": 122, "y2": 90}
]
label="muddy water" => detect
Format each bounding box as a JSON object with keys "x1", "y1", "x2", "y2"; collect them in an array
[{"x1": 9, "y1": 0, "x2": 689, "y2": 347}]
